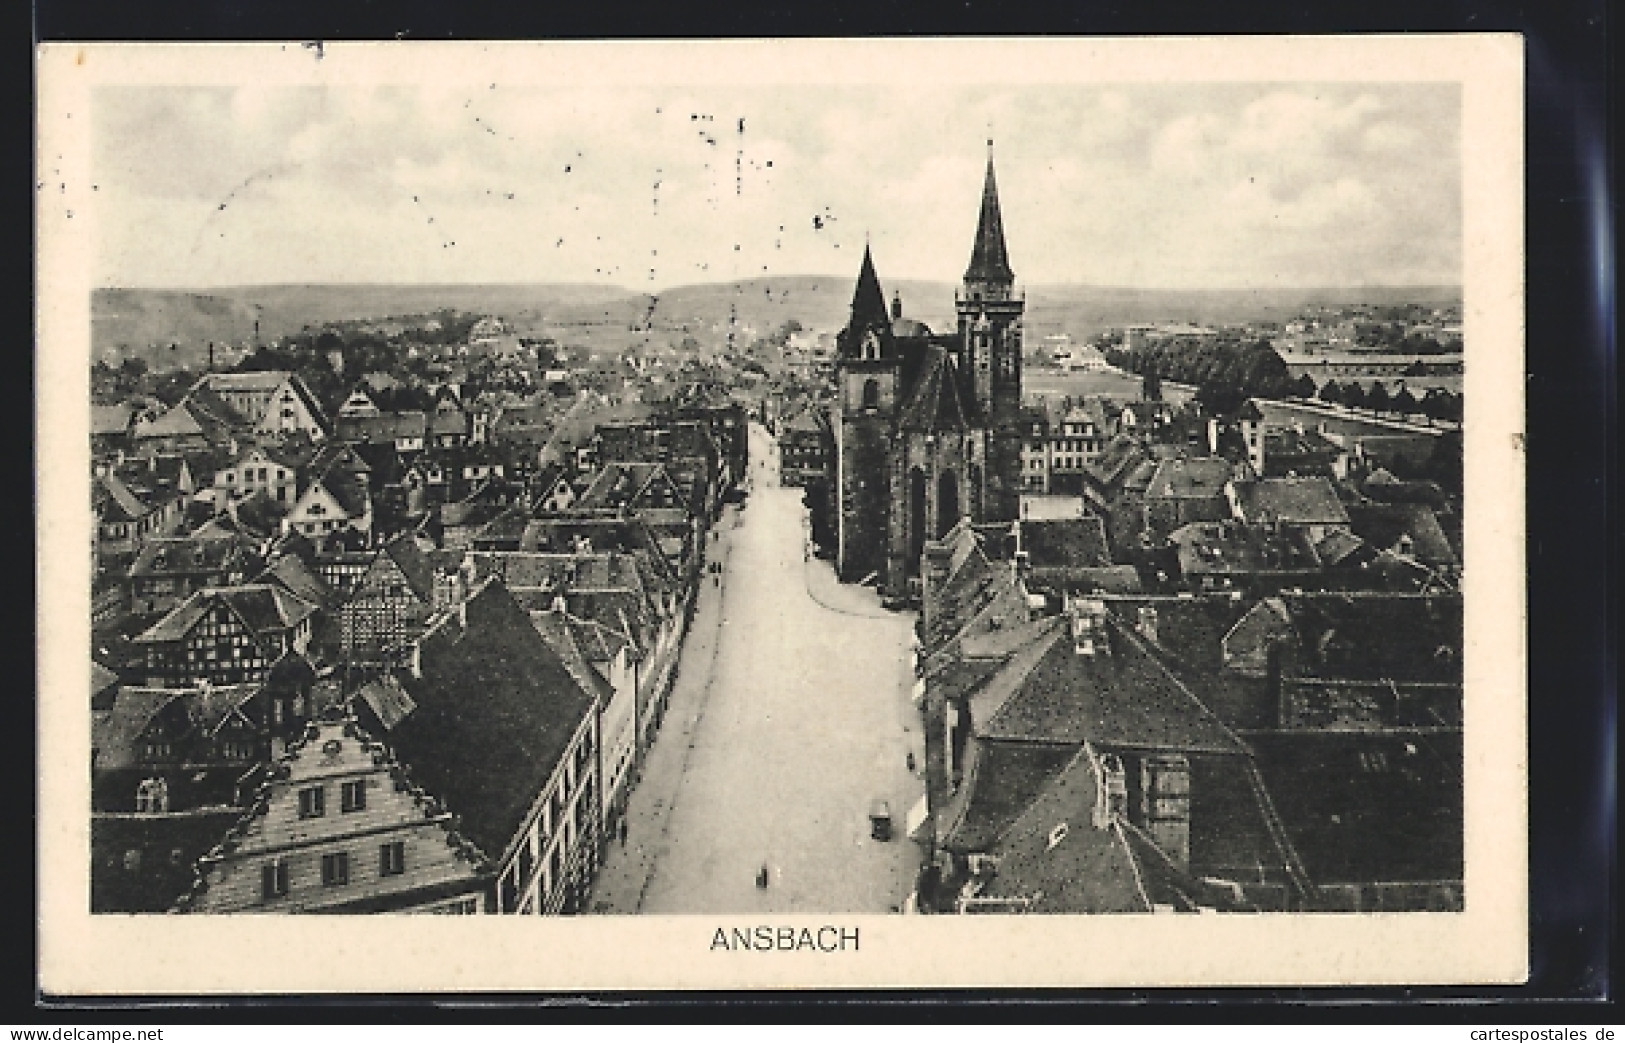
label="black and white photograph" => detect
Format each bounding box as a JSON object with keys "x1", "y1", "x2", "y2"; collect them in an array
[{"x1": 38, "y1": 36, "x2": 1528, "y2": 991}]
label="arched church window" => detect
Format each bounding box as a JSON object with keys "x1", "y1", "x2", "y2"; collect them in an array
[{"x1": 862, "y1": 379, "x2": 880, "y2": 411}]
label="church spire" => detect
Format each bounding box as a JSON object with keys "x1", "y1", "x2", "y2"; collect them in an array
[
  {"x1": 964, "y1": 141, "x2": 1014, "y2": 285},
  {"x1": 850, "y1": 243, "x2": 889, "y2": 326},
  {"x1": 839, "y1": 242, "x2": 895, "y2": 359}
]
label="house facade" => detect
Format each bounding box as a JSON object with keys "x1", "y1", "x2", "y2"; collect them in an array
[
  {"x1": 133, "y1": 584, "x2": 317, "y2": 687},
  {"x1": 176, "y1": 715, "x2": 491, "y2": 913}
]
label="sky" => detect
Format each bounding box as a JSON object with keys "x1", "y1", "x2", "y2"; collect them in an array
[{"x1": 92, "y1": 81, "x2": 1461, "y2": 291}]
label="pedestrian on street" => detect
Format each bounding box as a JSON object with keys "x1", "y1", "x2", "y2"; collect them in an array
[
  {"x1": 618, "y1": 817, "x2": 628, "y2": 846},
  {"x1": 756, "y1": 863, "x2": 770, "y2": 889},
  {"x1": 906, "y1": 750, "x2": 917, "y2": 773}
]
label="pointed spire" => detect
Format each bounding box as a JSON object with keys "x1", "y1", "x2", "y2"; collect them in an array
[
  {"x1": 964, "y1": 142, "x2": 1014, "y2": 284},
  {"x1": 847, "y1": 242, "x2": 891, "y2": 333}
]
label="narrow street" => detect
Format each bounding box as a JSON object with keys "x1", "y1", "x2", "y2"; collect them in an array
[{"x1": 589, "y1": 421, "x2": 923, "y2": 914}]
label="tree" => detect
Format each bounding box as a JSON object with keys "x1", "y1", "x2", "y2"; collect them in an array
[
  {"x1": 1294, "y1": 373, "x2": 1318, "y2": 399},
  {"x1": 1392, "y1": 385, "x2": 1419, "y2": 415},
  {"x1": 1341, "y1": 383, "x2": 1367, "y2": 410},
  {"x1": 1366, "y1": 383, "x2": 1391, "y2": 414},
  {"x1": 1319, "y1": 380, "x2": 1344, "y2": 404}
]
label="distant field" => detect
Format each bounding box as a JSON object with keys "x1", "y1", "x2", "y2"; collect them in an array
[
  {"x1": 1024, "y1": 367, "x2": 1198, "y2": 406},
  {"x1": 92, "y1": 279, "x2": 1461, "y2": 373}
]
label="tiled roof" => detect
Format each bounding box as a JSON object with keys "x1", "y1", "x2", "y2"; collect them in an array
[
  {"x1": 567, "y1": 615, "x2": 633, "y2": 664},
  {"x1": 354, "y1": 675, "x2": 418, "y2": 731},
  {"x1": 938, "y1": 741, "x2": 1076, "y2": 854},
  {"x1": 1277, "y1": 593, "x2": 1463, "y2": 684},
  {"x1": 389, "y1": 581, "x2": 599, "y2": 863},
  {"x1": 1247, "y1": 729, "x2": 1462, "y2": 886},
  {"x1": 577, "y1": 461, "x2": 665, "y2": 510},
  {"x1": 200, "y1": 371, "x2": 291, "y2": 393},
  {"x1": 134, "y1": 584, "x2": 317, "y2": 644},
  {"x1": 337, "y1": 411, "x2": 427, "y2": 443},
  {"x1": 897, "y1": 346, "x2": 971, "y2": 433},
  {"x1": 1233, "y1": 477, "x2": 1350, "y2": 527},
  {"x1": 381, "y1": 534, "x2": 436, "y2": 601},
  {"x1": 91, "y1": 661, "x2": 121, "y2": 708},
  {"x1": 1345, "y1": 503, "x2": 1458, "y2": 568},
  {"x1": 92, "y1": 687, "x2": 182, "y2": 769},
  {"x1": 1144, "y1": 457, "x2": 1232, "y2": 500},
  {"x1": 975, "y1": 748, "x2": 1151, "y2": 913},
  {"x1": 530, "y1": 610, "x2": 615, "y2": 701},
  {"x1": 130, "y1": 533, "x2": 256, "y2": 579},
  {"x1": 92, "y1": 403, "x2": 135, "y2": 437},
  {"x1": 1020, "y1": 517, "x2": 1111, "y2": 572},
  {"x1": 1102, "y1": 595, "x2": 1267, "y2": 730},
  {"x1": 94, "y1": 472, "x2": 151, "y2": 523},
  {"x1": 970, "y1": 614, "x2": 1249, "y2": 754}
]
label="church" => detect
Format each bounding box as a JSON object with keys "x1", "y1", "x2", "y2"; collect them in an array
[{"x1": 832, "y1": 145, "x2": 1026, "y2": 597}]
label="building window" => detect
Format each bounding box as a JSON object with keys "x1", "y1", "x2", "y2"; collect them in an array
[
  {"x1": 320, "y1": 851, "x2": 350, "y2": 886},
  {"x1": 261, "y1": 859, "x2": 289, "y2": 899},
  {"x1": 861, "y1": 379, "x2": 880, "y2": 411},
  {"x1": 298, "y1": 786, "x2": 326, "y2": 819},
  {"x1": 134, "y1": 777, "x2": 169, "y2": 813},
  {"x1": 380, "y1": 841, "x2": 406, "y2": 877},
  {"x1": 341, "y1": 780, "x2": 367, "y2": 813}
]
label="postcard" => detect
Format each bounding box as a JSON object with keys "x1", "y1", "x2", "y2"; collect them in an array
[{"x1": 38, "y1": 34, "x2": 1526, "y2": 994}]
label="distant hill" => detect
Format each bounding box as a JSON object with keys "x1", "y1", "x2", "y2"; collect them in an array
[{"x1": 92, "y1": 280, "x2": 1461, "y2": 371}]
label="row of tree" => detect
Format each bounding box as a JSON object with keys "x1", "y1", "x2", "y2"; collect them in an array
[{"x1": 1309, "y1": 379, "x2": 1463, "y2": 422}]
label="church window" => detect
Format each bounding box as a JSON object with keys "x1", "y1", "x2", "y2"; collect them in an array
[{"x1": 861, "y1": 379, "x2": 880, "y2": 411}]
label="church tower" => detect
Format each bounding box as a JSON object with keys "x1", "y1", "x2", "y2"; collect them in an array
[
  {"x1": 834, "y1": 244, "x2": 901, "y2": 583},
  {"x1": 955, "y1": 142, "x2": 1024, "y2": 522}
]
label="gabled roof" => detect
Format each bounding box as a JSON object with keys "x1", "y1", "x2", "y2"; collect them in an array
[
  {"x1": 134, "y1": 584, "x2": 317, "y2": 644},
  {"x1": 388, "y1": 581, "x2": 599, "y2": 863},
  {"x1": 91, "y1": 661, "x2": 121, "y2": 709},
  {"x1": 938, "y1": 741, "x2": 1076, "y2": 854},
  {"x1": 92, "y1": 686, "x2": 183, "y2": 769},
  {"x1": 577, "y1": 461, "x2": 680, "y2": 511},
  {"x1": 529, "y1": 610, "x2": 616, "y2": 702},
  {"x1": 897, "y1": 346, "x2": 971, "y2": 433},
  {"x1": 94, "y1": 472, "x2": 150, "y2": 523},
  {"x1": 256, "y1": 551, "x2": 336, "y2": 610},
  {"x1": 975, "y1": 748, "x2": 1151, "y2": 913},
  {"x1": 304, "y1": 465, "x2": 370, "y2": 520},
  {"x1": 380, "y1": 533, "x2": 436, "y2": 601}
]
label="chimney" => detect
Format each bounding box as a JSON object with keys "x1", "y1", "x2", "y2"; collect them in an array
[
  {"x1": 1266, "y1": 640, "x2": 1285, "y2": 727},
  {"x1": 1093, "y1": 752, "x2": 1128, "y2": 829},
  {"x1": 1137, "y1": 604, "x2": 1159, "y2": 645},
  {"x1": 1069, "y1": 597, "x2": 1108, "y2": 657}
]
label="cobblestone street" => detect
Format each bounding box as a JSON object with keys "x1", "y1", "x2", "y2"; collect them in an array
[{"x1": 589, "y1": 423, "x2": 923, "y2": 914}]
